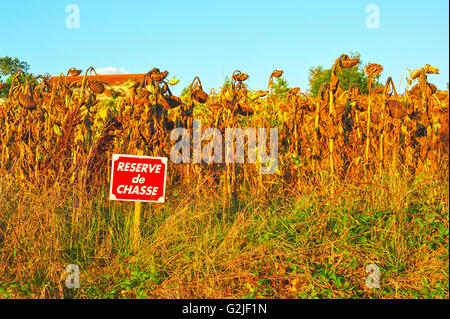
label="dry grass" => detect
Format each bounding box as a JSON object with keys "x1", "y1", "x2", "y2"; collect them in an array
[{"x1": 0, "y1": 164, "x2": 448, "y2": 299}]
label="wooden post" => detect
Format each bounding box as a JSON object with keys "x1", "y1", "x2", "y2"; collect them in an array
[
  {"x1": 329, "y1": 91, "x2": 335, "y2": 177},
  {"x1": 131, "y1": 201, "x2": 141, "y2": 253},
  {"x1": 131, "y1": 150, "x2": 143, "y2": 253},
  {"x1": 365, "y1": 80, "x2": 373, "y2": 162}
]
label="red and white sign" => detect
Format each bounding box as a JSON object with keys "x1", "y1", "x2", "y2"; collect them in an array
[{"x1": 109, "y1": 154, "x2": 168, "y2": 203}]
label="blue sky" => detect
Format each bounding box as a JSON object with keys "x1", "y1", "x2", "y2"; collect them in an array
[{"x1": 1, "y1": 0, "x2": 448, "y2": 94}]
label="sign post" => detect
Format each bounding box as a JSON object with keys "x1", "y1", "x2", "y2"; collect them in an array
[
  {"x1": 132, "y1": 200, "x2": 141, "y2": 253},
  {"x1": 109, "y1": 153, "x2": 168, "y2": 252}
]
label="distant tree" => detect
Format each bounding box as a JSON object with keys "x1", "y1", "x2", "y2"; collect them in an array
[
  {"x1": 180, "y1": 86, "x2": 189, "y2": 99},
  {"x1": 308, "y1": 67, "x2": 332, "y2": 96},
  {"x1": 308, "y1": 52, "x2": 381, "y2": 96},
  {"x1": 0, "y1": 73, "x2": 32, "y2": 98},
  {"x1": 220, "y1": 75, "x2": 232, "y2": 93},
  {"x1": 0, "y1": 76, "x2": 13, "y2": 98},
  {"x1": 0, "y1": 56, "x2": 30, "y2": 80},
  {"x1": 272, "y1": 76, "x2": 289, "y2": 98},
  {"x1": 0, "y1": 57, "x2": 31, "y2": 98},
  {"x1": 308, "y1": 66, "x2": 325, "y2": 89}
]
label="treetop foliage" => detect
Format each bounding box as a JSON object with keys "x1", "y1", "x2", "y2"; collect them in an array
[
  {"x1": 272, "y1": 76, "x2": 289, "y2": 98},
  {"x1": 308, "y1": 52, "x2": 382, "y2": 96},
  {"x1": 0, "y1": 56, "x2": 30, "y2": 79}
]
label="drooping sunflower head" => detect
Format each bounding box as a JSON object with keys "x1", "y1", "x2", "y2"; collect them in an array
[
  {"x1": 340, "y1": 57, "x2": 360, "y2": 69},
  {"x1": 423, "y1": 64, "x2": 439, "y2": 75},
  {"x1": 162, "y1": 95, "x2": 183, "y2": 110},
  {"x1": 193, "y1": 88, "x2": 208, "y2": 103},
  {"x1": 89, "y1": 80, "x2": 105, "y2": 94},
  {"x1": 150, "y1": 70, "x2": 169, "y2": 82},
  {"x1": 67, "y1": 67, "x2": 82, "y2": 76},
  {"x1": 289, "y1": 87, "x2": 300, "y2": 95},
  {"x1": 232, "y1": 71, "x2": 249, "y2": 82},
  {"x1": 271, "y1": 70, "x2": 284, "y2": 78}
]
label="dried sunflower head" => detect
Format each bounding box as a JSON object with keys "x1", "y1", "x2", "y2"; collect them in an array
[
  {"x1": 271, "y1": 70, "x2": 284, "y2": 78},
  {"x1": 289, "y1": 87, "x2": 300, "y2": 95},
  {"x1": 424, "y1": 64, "x2": 439, "y2": 75},
  {"x1": 236, "y1": 104, "x2": 254, "y2": 116},
  {"x1": 365, "y1": 63, "x2": 383, "y2": 77},
  {"x1": 341, "y1": 58, "x2": 359, "y2": 69},
  {"x1": 150, "y1": 70, "x2": 168, "y2": 82},
  {"x1": 67, "y1": 67, "x2": 82, "y2": 76},
  {"x1": 232, "y1": 72, "x2": 249, "y2": 82},
  {"x1": 89, "y1": 80, "x2": 105, "y2": 94},
  {"x1": 161, "y1": 95, "x2": 183, "y2": 110},
  {"x1": 386, "y1": 99, "x2": 406, "y2": 119},
  {"x1": 193, "y1": 89, "x2": 208, "y2": 103},
  {"x1": 18, "y1": 92, "x2": 36, "y2": 110}
]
